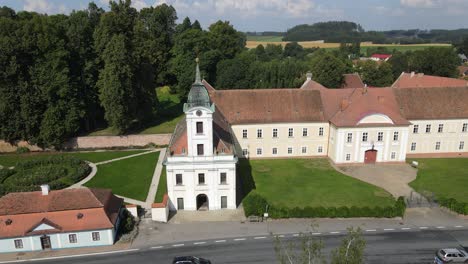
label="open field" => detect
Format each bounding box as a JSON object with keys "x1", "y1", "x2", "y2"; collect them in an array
[
  {"x1": 246, "y1": 35, "x2": 283, "y2": 42},
  {"x1": 84, "y1": 151, "x2": 160, "y2": 201},
  {"x1": 240, "y1": 158, "x2": 395, "y2": 208},
  {"x1": 246, "y1": 40, "x2": 452, "y2": 51},
  {"x1": 88, "y1": 86, "x2": 183, "y2": 136},
  {"x1": 0, "y1": 150, "x2": 147, "y2": 167},
  {"x1": 409, "y1": 158, "x2": 468, "y2": 203}
]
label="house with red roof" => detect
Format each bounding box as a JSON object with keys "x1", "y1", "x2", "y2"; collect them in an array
[
  {"x1": 0, "y1": 186, "x2": 123, "y2": 253},
  {"x1": 165, "y1": 66, "x2": 468, "y2": 212},
  {"x1": 370, "y1": 54, "x2": 392, "y2": 62}
]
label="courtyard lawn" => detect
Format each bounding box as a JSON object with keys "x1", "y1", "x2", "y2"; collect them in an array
[
  {"x1": 241, "y1": 158, "x2": 395, "y2": 208},
  {"x1": 0, "y1": 150, "x2": 147, "y2": 167},
  {"x1": 84, "y1": 151, "x2": 160, "y2": 201},
  {"x1": 409, "y1": 158, "x2": 468, "y2": 203},
  {"x1": 154, "y1": 166, "x2": 167, "y2": 203}
]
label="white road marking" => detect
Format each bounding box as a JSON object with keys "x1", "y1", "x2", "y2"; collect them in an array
[
  {"x1": 455, "y1": 225, "x2": 464, "y2": 228},
  {"x1": 0, "y1": 249, "x2": 140, "y2": 263},
  {"x1": 312, "y1": 232, "x2": 321, "y2": 235},
  {"x1": 215, "y1": 240, "x2": 226, "y2": 243},
  {"x1": 401, "y1": 227, "x2": 411, "y2": 230},
  {"x1": 383, "y1": 228, "x2": 395, "y2": 231},
  {"x1": 293, "y1": 234, "x2": 300, "y2": 237},
  {"x1": 193, "y1": 242, "x2": 206, "y2": 245},
  {"x1": 419, "y1": 227, "x2": 428, "y2": 229},
  {"x1": 278, "y1": 235, "x2": 285, "y2": 238},
  {"x1": 436, "y1": 226, "x2": 445, "y2": 229},
  {"x1": 330, "y1": 231, "x2": 340, "y2": 234},
  {"x1": 234, "y1": 238, "x2": 246, "y2": 241},
  {"x1": 172, "y1": 244, "x2": 184, "y2": 247},
  {"x1": 365, "y1": 229, "x2": 377, "y2": 232},
  {"x1": 254, "y1": 236, "x2": 266, "y2": 239},
  {"x1": 151, "y1": 246, "x2": 164, "y2": 249}
]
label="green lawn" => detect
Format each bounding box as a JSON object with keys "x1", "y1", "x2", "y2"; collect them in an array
[
  {"x1": 409, "y1": 158, "x2": 468, "y2": 203},
  {"x1": 246, "y1": 35, "x2": 283, "y2": 42},
  {"x1": 154, "y1": 166, "x2": 167, "y2": 203},
  {"x1": 85, "y1": 151, "x2": 160, "y2": 201},
  {"x1": 0, "y1": 150, "x2": 147, "y2": 167},
  {"x1": 88, "y1": 86, "x2": 183, "y2": 136},
  {"x1": 241, "y1": 158, "x2": 395, "y2": 208}
]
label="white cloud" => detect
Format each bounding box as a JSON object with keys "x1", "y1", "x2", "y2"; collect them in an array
[
  {"x1": 401, "y1": 0, "x2": 468, "y2": 9},
  {"x1": 400, "y1": 0, "x2": 436, "y2": 8},
  {"x1": 132, "y1": 0, "x2": 149, "y2": 10},
  {"x1": 23, "y1": 0, "x2": 68, "y2": 14},
  {"x1": 153, "y1": 0, "x2": 317, "y2": 18}
]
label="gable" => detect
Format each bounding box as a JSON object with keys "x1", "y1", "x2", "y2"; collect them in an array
[
  {"x1": 357, "y1": 114, "x2": 394, "y2": 125},
  {"x1": 33, "y1": 222, "x2": 57, "y2": 231}
]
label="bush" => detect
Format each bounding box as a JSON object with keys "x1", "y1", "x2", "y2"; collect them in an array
[
  {"x1": 16, "y1": 147, "x2": 30, "y2": 154},
  {"x1": 438, "y1": 197, "x2": 468, "y2": 215},
  {"x1": 119, "y1": 209, "x2": 136, "y2": 235},
  {"x1": 243, "y1": 193, "x2": 407, "y2": 218}
]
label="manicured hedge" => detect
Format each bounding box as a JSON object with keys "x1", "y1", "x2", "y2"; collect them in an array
[
  {"x1": 0, "y1": 156, "x2": 90, "y2": 196},
  {"x1": 243, "y1": 191, "x2": 406, "y2": 218},
  {"x1": 438, "y1": 197, "x2": 468, "y2": 215}
]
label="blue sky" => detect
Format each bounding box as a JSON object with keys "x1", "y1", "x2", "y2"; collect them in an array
[{"x1": 1, "y1": 0, "x2": 467, "y2": 31}]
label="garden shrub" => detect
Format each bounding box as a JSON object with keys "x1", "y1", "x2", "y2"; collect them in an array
[
  {"x1": 438, "y1": 197, "x2": 468, "y2": 215},
  {"x1": 119, "y1": 209, "x2": 136, "y2": 235},
  {"x1": 16, "y1": 147, "x2": 30, "y2": 154},
  {"x1": 243, "y1": 193, "x2": 407, "y2": 218}
]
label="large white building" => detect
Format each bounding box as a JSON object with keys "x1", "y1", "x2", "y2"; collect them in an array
[
  {"x1": 165, "y1": 62, "x2": 238, "y2": 211},
  {"x1": 166, "y1": 67, "x2": 468, "y2": 211}
]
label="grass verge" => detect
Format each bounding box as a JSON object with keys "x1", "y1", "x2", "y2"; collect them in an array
[{"x1": 154, "y1": 166, "x2": 167, "y2": 203}]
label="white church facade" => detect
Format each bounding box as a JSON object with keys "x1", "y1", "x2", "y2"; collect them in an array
[{"x1": 165, "y1": 64, "x2": 468, "y2": 211}]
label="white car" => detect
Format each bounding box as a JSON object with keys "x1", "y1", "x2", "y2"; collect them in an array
[{"x1": 435, "y1": 248, "x2": 468, "y2": 263}]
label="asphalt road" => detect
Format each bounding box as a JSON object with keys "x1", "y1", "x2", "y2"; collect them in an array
[{"x1": 34, "y1": 229, "x2": 468, "y2": 264}]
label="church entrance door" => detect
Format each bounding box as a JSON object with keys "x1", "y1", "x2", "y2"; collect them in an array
[{"x1": 196, "y1": 194, "x2": 209, "y2": 211}]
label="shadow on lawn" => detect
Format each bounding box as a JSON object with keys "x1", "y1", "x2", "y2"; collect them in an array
[{"x1": 237, "y1": 158, "x2": 256, "y2": 207}]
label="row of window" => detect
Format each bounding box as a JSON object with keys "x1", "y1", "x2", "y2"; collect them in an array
[
  {"x1": 244, "y1": 146, "x2": 324, "y2": 156},
  {"x1": 243, "y1": 127, "x2": 324, "y2": 139},
  {"x1": 176, "y1": 196, "x2": 228, "y2": 210},
  {"x1": 410, "y1": 141, "x2": 465, "y2": 151},
  {"x1": 344, "y1": 152, "x2": 398, "y2": 161},
  {"x1": 13, "y1": 232, "x2": 101, "y2": 249},
  {"x1": 175, "y1": 172, "x2": 227, "y2": 185},
  {"x1": 346, "y1": 132, "x2": 399, "y2": 143},
  {"x1": 413, "y1": 123, "x2": 468, "y2": 134}
]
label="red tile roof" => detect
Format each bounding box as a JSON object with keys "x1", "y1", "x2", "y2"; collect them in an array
[
  {"x1": 371, "y1": 54, "x2": 392, "y2": 60},
  {"x1": 342, "y1": 73, "x2": 365, "y2": 88},
  {"x1": 392, "y1": 72, "x2": 468, "y2": 88},
  {"x1": 0, "y1": 188, "x2": 122, "y2": 238}
]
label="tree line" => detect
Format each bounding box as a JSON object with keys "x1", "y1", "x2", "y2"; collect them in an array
[{"x1": 282, "y1": 21, "x2": 468, "y2": 44}]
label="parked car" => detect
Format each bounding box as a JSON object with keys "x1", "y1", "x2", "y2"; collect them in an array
[
  {"x1": 172, "y1": 256, "x2": 211, "y2": 264},
  {"x1": 434, "y1": 248, "x2": 468, "y2": 263}
]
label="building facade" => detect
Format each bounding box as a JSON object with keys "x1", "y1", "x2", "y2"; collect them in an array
[
  {"x1": 166, "y1": 67, "x2": 468, "y2": 211},
  {"x1": 0, "y1": 186, "x2": 123, "y2": 253},
  {"x1": 165, "y1": 62, "x2": 237, "y2": 211}
]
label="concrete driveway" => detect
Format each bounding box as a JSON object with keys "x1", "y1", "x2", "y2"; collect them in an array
[{"x1": 336, "y1": 163, "x2": 419, "y2": 198}]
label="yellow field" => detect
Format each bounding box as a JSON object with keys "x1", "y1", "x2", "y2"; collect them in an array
[{"x1": 246, "y1": 40, "x2": 451, "y2": 49}]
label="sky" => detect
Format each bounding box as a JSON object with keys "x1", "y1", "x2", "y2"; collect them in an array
[{"x1": 1, "y1": 0, "x2": 468, "y2": 32}]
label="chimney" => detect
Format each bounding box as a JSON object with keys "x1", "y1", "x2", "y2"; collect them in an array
[
  {"x1": 410, "y1": 71, "x2": 415, "y2": 78},
  {"x1": 340, "y1": 99, "x2": 349, "y2": 111},
  {"x1": 306, "y1": 71, "x2": 312, "y2": 81},
  {"x1": 362, "y1": 84, "x2": 368, "y2": 94},
  {"x1": 40, "y1": 184, "x2": 50, "y2": 195}
]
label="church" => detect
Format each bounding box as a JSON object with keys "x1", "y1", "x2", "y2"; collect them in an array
[{"x1": 165, "y1": 61, "x2": 468, "y2": 211}]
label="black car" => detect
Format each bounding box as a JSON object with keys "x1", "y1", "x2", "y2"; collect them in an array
[{"x1": 172, "y1": 256, "x2": 211, "y2": 264}]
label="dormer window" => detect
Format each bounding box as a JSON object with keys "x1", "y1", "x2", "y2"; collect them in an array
[{"x1": 196, "y1": 122, "x2": 203, "y2": 134}]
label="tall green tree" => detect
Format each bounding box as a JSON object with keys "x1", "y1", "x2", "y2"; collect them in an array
[
  {"x1": 309, "y1": 51, "x2": 347, "y2": 88},
  {"x1": 331, "y1": 227, "x2": 366, "y2": 264},
  {"x1": 358, "y1": 60, "x2": 394, "y2": 87},
  {"x1": 409, "y1": 47, "x2": 460, "y2": 77}
]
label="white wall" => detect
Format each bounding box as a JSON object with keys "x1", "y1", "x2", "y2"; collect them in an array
[
  {"x1": 231, "y1": 122, "x2": 329, "y2": 158},
  {"x1": 186, "y1": 107, "x2": 214, "y2": 156},
  {"x1": 330, "y1": 125, "x2": 409, "y2": 163},
  {"x1": 407, "y1": 119, "x2": 468, "y2": 154}
]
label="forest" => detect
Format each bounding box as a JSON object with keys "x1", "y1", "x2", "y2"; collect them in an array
[{"x1": 0, "y1": 1, "x2": 464, "y2": 149}]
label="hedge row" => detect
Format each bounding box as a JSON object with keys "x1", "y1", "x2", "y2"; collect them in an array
[
  {"x1": 243, "y1": 191, "x2": 406, "y2": 218},
  {"x1": 438, "y1": 197, "x2": 468, "y2": 215}
]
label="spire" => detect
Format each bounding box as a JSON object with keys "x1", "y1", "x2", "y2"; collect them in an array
[{"x1": 195, "y1": 57, "x2": 201, "y2": 84}]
